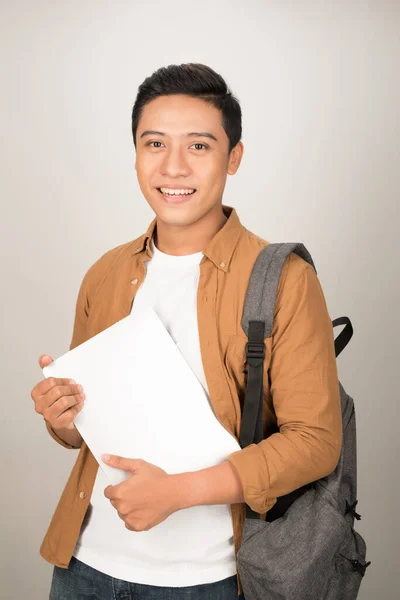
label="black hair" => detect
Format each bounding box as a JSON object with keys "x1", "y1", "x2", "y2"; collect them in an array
[{"x1": 131, "y1": 63, "x2": 242, "y2": 154}]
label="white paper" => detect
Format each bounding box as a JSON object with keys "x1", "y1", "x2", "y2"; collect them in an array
[{"x1": 43, "y1": 307, "x2": 240, "y2": 486}]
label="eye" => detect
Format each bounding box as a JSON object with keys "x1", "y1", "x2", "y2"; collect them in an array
[{"x1": 146, "y1": 141, "x2": 208, "y2": 150}]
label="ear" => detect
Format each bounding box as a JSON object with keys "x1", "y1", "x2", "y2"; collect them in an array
[{"x1": 227, "y1": 141, "x2": 244, "y2": 175}]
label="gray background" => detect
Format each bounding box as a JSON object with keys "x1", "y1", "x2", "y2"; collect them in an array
[{"x1": 1, "y1": 1, "x2": 399, "y2": 598}]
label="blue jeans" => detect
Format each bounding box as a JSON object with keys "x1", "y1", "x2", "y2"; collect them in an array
[{"x1": 50, "y1": 556, "x2": 246, "y2": 600}]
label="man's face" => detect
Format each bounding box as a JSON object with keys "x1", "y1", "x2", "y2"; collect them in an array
[{"x1": 134, "y1": 94, "x2": 243, "y2": 227}]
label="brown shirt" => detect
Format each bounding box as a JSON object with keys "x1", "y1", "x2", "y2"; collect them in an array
[{"x1": 40, "y1": 205, "x2": 342, "y2": 595}]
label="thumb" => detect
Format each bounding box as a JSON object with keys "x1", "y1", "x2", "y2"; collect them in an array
[
  {"x1": 39, "y1": 355, "x2": 54, "y2": 368},
  {"x1": 102, "y1": 454, "x2": 141, "y2": 472}
]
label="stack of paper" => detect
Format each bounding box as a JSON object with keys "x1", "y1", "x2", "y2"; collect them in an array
[{"x1": 43, "y1": 307, "x2": 241, "y2": 485}]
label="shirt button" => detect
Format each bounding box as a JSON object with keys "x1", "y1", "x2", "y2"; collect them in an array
[
  {"x1": 131, "y1": 278, "x2": 139, "y2": 285},
  {"x1": 219, "y1": 261, "x2": 226, "y2": 268},
  {"x1": 79, "y1": 491, "x2": 87, "y2": 499}
]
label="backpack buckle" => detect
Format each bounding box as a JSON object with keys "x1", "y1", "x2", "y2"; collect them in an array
[
  {"x1": 339, "y1": 554, "x2": 371, "y2": 577},
  {"x1": 351, "y1": 559, "x2": 371, "y2": 576},
  {"x1": 246, "y1": 341, "x2": 265, "y2": 360},
  {"x1": 345, "y1": 499, "x2": 362, "y2": 520}
]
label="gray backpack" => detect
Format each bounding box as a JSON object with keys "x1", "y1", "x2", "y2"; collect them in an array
[{"x1": 237, "y1": 243, "x2": 371, "y2": 600}]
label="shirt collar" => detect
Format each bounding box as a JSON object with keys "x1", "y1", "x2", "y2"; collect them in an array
[{"x1": 130, "y1": 205, "x2": 243, "y2": 272}]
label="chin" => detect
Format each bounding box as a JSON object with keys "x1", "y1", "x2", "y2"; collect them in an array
[
  {"x1": 149, "y1": 195, "x2": 202, "y2": 223},
  {"x1": 156, "y1": 207, "x2": 200, "y2": 227}
]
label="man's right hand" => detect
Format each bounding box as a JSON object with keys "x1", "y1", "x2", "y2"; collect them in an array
[{"x1": 31, "y1": 355, "x2": 85, "y2": 446}]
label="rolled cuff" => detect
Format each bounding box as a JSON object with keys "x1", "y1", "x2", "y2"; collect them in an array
[{"x1": 227, "y1": 444, "x2": 277, "y2": 514}]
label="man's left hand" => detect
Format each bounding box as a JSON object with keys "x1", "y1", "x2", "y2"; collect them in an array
[{"x1": 102, "y1": 454, "x2": 180, "y2": 532}]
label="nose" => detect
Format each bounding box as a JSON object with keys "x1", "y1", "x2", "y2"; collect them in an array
[{"x1": 160, "y1": 146, "x2": 191, "y2": 178}]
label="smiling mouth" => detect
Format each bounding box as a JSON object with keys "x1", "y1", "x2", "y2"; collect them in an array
[
  {"x1": 157, "y1": 188, "x2": 196, "y2": 194},
  {"x1": 156, "y1": 188, "x2": 197, "y2": 202}
]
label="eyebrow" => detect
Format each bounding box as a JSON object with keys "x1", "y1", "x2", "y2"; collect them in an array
[{"x1": 139, "y1": 130, "x2": 218, "y2": 142}]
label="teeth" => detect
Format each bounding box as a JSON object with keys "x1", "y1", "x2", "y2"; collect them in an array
[{"x1": 160, "y1": 187, "x2": 195, "y2": 195}]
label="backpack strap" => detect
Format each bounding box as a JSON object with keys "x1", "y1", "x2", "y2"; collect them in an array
[
  {"x1": 240, "y1": 242, "x2": 317, "y2": 520},
  {"x1": 241, "y1": 243, "x2": 317, "y2": 340},
  {"x1": 332, "y1": 316, "x2": 353, "y2": 357},
  {"x1": 240, "y1": 243, "x2": 316, "y2": 451}
]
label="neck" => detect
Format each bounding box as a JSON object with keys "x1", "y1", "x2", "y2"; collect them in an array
[{"x1": 154, "y1": 205, "x2": 228, "y2": 256}]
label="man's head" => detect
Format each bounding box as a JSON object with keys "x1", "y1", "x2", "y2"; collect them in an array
[{"x1": 132, "y1": 63, "x2": 244, "y2": 229}]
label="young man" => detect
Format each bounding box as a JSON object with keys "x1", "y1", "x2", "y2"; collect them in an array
[{"x1": 31, "y1": 63, "x2": 342, "y2": 600}]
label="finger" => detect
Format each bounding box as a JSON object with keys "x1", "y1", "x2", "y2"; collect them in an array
[
  {"x1": 38, "y1": 355, "x2": 54, "y2": 368},
  {"x1": 43, "y1": 383, "x2": 84, "y2": 409},
  {"x1": 32, "y1": 380, "x2": 84, "y2": 421},
  {"x1": 110, "y1": 500, "x2": 127, "y2": 517},
  {"x1": 47, "y1": 405, "x2": 84, "y2": 430},
  {"x1": 36, "y1": 376, "x2": 78, "y2": 397},
  {"x1": 102, "y1": 455, "x2": 140, "y2": 471},
  {"x1": 103, "y1": 485, "x2": 115, "y2": 500},
  {"x1": 42, "y1": 388, "x2": 85, "y2": 422}
]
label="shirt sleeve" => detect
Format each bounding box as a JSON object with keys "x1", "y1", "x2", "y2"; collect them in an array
[{"x1": 227, "y1": 258, "x2": 343, "y2": 514}]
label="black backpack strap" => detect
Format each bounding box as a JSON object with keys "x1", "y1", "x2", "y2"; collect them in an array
[
  {"x1": 332, "y1": 316, "x2": 353, "y2": 357},
  {"x1": 240, "y1": 320, "x2": 265, "y2": 449}
]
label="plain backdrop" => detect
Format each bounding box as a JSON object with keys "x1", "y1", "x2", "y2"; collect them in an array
[{"x1": 1, "y1": 1, "x2": 399, "y2": 599}]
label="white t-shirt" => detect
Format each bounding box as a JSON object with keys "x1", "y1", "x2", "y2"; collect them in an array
[{"x1": 73, "y1": 236, "x2": 238, "y2": 587}]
